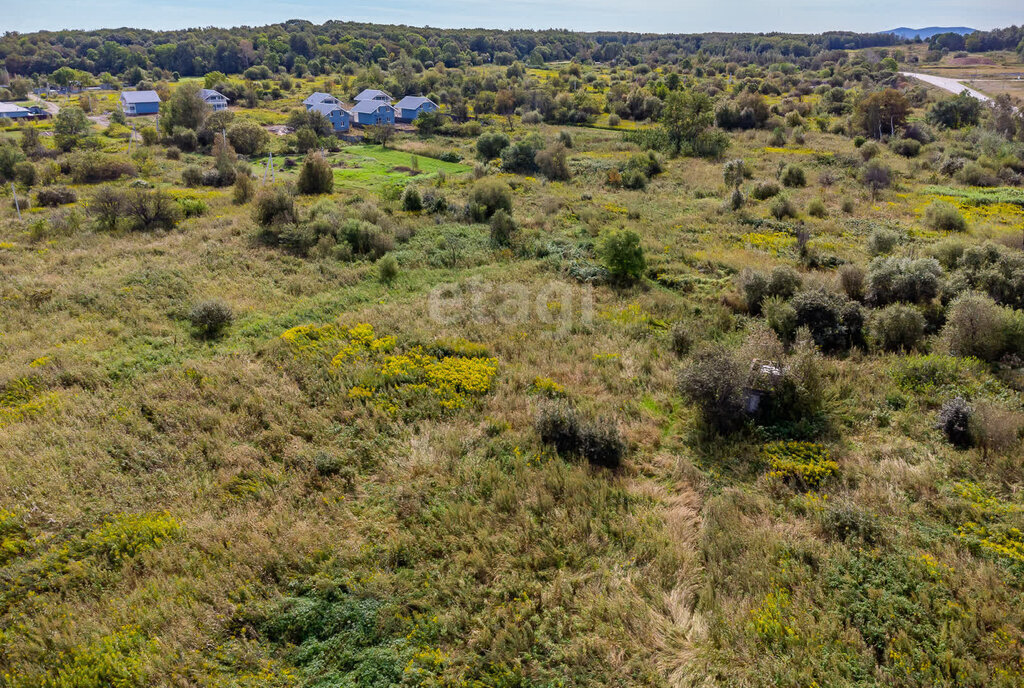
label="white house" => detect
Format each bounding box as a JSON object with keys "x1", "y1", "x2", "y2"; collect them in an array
[{"x1": 200, "y1": 88, "x2": 229, "y2": 111}]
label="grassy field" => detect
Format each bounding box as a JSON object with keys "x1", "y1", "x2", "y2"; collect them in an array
[{"x1": 1, "y1": 47, "x2": 1024, "y2": 688}]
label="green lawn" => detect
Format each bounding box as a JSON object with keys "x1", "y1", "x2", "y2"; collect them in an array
[{"x1": 330, "y1": 144, "x2": 471, "y2": 190}]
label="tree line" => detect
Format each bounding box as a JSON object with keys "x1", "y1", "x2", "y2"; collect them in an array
[{"x1": 0, "y1": 19, "x2": 905, "y2": 80}]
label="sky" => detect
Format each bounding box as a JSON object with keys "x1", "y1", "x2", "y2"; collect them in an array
[{"x1": 2, "y1": 0, "x2": 1020, "y2": 35}]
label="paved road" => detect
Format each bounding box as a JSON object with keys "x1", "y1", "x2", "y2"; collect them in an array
[{"x1": 899, "y1": 72, "x2": 992, "y2": 102}]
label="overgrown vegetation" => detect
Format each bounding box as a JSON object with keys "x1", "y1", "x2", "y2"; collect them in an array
[{"x1": 2, "y1": 17, "x2": 1024, "y2": 688}]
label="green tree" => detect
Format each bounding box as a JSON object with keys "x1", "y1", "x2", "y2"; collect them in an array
[
  {"x1": 227, "y1": 121, "x2": 269, "y2": 156},
  {"x1": 927, "y1": 92, "x2": 983, "y2": 129},
  {"x1": 599, "y1": 228, "x2": 646, "y2": 285},
  {"x1": 296, "y1": 152, "x2": 334, "y2": 195},
  {"x1": 53, "y1": 106, "x2": 90, "y2": 151},
  {"x1": 660, "y1": 89, "x2": 718, "y2": 156},
  {"x1": 855, "y1": 89, "x2": 910, "y2": 139},
  {"x1": 203, "y1": 71, "x2": 227, "y2": 88},
  {"x1": 162, "y1": 81, "x2": 210, "y2": 134},
  {"x1": 50, "y1": 66, "x2": 79, "y2": 87}
]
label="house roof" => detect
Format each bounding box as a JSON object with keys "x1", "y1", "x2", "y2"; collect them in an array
[
  {"x1": 0, "y1": 102, "x2": 31, "y2": 115},
  {"x1": 200, "y1": 88, "x2": 228, "y2": 102},
  {"x1": 120, "y1": 90, "x2": 161, "y2": 104},
  {"x1": 350, "y1": 100, "x2": 395, "y2": 115},
  {"x1": 394, "y1": 96, "x2": 436, "y2": 110},
  {"x1": 303, "y1": 91, "x2": 338, "y2": 106},
  {"x1": 309, "y1": 102, "x2": 348, "y2": 117},
  {"x1": 354, "y1": 88, "x2": 391, "y2": 102}
]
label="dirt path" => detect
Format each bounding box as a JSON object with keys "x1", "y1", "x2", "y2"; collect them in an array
[
  {"x1": 899, "y1": 71, "x2": 992, "y2": 102},
  {"x1": 26, "y1": 92, "x2": 60, "y2": 116},
  {"x1": 27, "y1": 92, "x2": 139, "y2": 137}
]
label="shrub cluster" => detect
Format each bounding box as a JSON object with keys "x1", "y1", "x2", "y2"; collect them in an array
[
  {"x1": 296, "y1": 152, "x2": 334, "y2": 195},
  {"x1": 677, "y1": 344, "x2": 746, "y2": 434},
  {"x1": 751, "y1": 180, "x2": 781, "y2": 200},
  {"x1": 738, "y1": 266, "x2": 801, "y2": 315},
  {"x1": 868, "y1": 304, "x2": 926, "y2": 352},
  {"x1": 535, "y1": 401, "x2": 625, "y2": 469},
  {"x1": 924, "y1": 200, "x2": 967, "y2": 232},
  {"x1": 790, "y1": 289, "x2": 863, "y2": 353},
  {"x1": 188, "y1": 300, "x2": 234, "y2": 339},
  {"x1": 34, "y1": 186, "x2": 77, "y2": 207},
  {"x1": 468, "y1": 178, "x2": 513, "y2": 221},
  {"x1": 866, "y1": 257, "x2": 942, "y2": 306},
  {"x1": 67, "y1": 152, "x2": 137, "y2": 183},
  {"x1": 88, "y1": 187, "x2": 180, "y2": 232}
]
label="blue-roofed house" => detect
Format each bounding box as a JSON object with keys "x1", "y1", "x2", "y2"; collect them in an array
[
  {"x1": 120, "y1": 90, "x2": 161, "y2": 116},
  {"x1": 200, "y1": 89, "x2": 229, "y2": 111},
  {"x1": 350, "y1": 100, "x2": 395, "y2": 127},
  {"x1": 394, "y1": 96, "x2": 439, "y2": 123},
  {"x1": 0, "y1": 102, "x2": 32, "y2": 119},
  {"x1": 309, "y1": 102, "x2": 351, "y2": 133},
  {"x1": 354, "y1": 89, "x2": 392, "y2": 103},
  {"x1": 303, "y1": 92, "x2": 341, "y2": 110}
]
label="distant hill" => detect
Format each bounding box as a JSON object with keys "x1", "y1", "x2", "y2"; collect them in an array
[{"x1": 884, "y1": 26, "x2": 976, "y2": 40}]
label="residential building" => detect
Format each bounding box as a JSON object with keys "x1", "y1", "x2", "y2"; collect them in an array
[
  {"x1": 354, "y1": 88, "x2": 392, "y2": 103},
  {"x1": 303, "y1": 92, "x2": 341, "y2": 110},
  {"x1": 350, "y1": 100, "x2": 396, "y2": 126},
  {"x1": 0, "y1": 102, "x2": 32, "y2": 119},
  {"x1": 309, "y1": 101, "x2": 352, "y2": 133},
  {"x1": 200, "y1": 88, "x2": 229, "y2": 111},
  {"x1": 120, "y1": 90, "x2": 161, "y2": 116},
  {"x1": 394, "y1": 96, "x2": 439, "y2": 123}
]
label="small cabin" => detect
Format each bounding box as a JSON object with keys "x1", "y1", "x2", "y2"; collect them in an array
[
  {"x1": 120, "y1": 90, "x2": 161, "y2": 116},
  {"x1": 743, "y1": 360, "x2": 784, "y2": 415},
  {"x1": 394, "y1": 96, "x2": 438, "y2": 123}
]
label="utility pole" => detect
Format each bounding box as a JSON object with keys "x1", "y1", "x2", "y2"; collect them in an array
[{"x1": 10, "y1": 182, "x2": 21, "y2": 221}]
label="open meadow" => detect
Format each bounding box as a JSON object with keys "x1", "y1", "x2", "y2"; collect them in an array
[{"x1": 1, "y1": 22, "x2": 1024, "y2": 688}]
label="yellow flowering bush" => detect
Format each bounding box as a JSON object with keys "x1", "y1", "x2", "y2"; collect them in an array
[
  {"x1": 0, "y1": 508, "x2": 30, "y2": 565},
  {"x1": 749, "y1": 587, "x2": 798, "y2": 644},
  {"x1": 279, "y1": 323, "x2": 344, "y2": 357},
  {"x1": 30, "y1": 625, "x2": 153, "y2": 688},
  {"x1": 82, "y1": 512, "x2": 182, "y2": 565},
  {"x1": 531, "y1": 376, "x2": 566, "y2": 398},
  {"x1": 743, "y1": 231, "x2": 795, "y2": 255},
  {"x1": 425, "y1": 356, "x2": 498, "y2": 395},
  {"x1": 347, "y1": 386, "x2": 374, "y2": 400},
  {"x1": 599, "y1": 303, "x2": 668, "y2": 330},
  {"x1": 950, "y1": 482, "x2": 1024, "y2": 573},
  {"x1": 951, "y1": 481, "x2": 1019, "y2": 519},
  {"x1": 430, "y1": 337, "x2": 490, "y2": 359},
  {"x1": 764, "y1": 441, "x2": 837, "y2": 488},
  {"x1": 0, "y1": 376, "x2": 59, "y2": 427},
  {"x1": 959, "y1": 522, "x2": 1024, "y2": 569},
  {"x1": 283, "y1": 323, "x2": 499, "y2": 417}
]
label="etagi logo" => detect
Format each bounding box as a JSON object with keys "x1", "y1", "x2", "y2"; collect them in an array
[{"x1": 428, "y1": 278, "x2": 594, "y2": 333}]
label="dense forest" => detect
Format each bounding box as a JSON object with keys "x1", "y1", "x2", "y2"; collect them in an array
[{"x1": 0, "y1": 21, "x2": 909, "y2": 79}]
